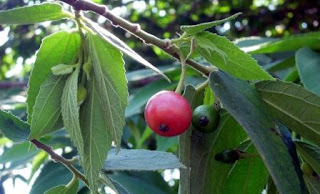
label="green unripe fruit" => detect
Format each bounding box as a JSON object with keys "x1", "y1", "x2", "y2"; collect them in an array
[
  {"x1": 192, "y1": 104, "x2": 219, "y2": 133},
  {"x1": 77, "y1": 85, "x2": 87, "y2": 105},
  {"x1": 301, "y1": 162, "x2": 314, "y2": 176}
]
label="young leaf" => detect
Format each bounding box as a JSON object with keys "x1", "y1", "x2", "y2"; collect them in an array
[
  {"x1": 85, "y1": 21, "x2": 170, "y2": 82},
  {"x1": 244, "y1": 31, "x2": 320, "y2": 54},
  {"x1": 44, "y1": 178, "x2": 79, "y2": 194},
  {"x1": 295, "y1": 140, "x2": 320, "y2": 175},
  {"x1": 0, "y1": 110, "x2": 29, "y2": 142},
  {"x1": 209, "y1": 70, "x2": 306, "y2": 194},
  {"x1": 51, "y1": 64, "x2": 75, "y2": 76},
  {"x1": 61, "y1": 68, "x2": 84, "y2": 158},
  {"x1": 79, "y1": 77, "x2": 113, "y2": 193},
  {"x1": 181, "y1": 13, "x2": 241, "y2": 35},
  {"x1": 87, "y1": 33, "x2": 128, "y2": 148},
  {"x1": 27, "y1": 31, "x2": 81, "y2": 123},
  {"x1": 104, "y1": 149, "x2": 184, "y2": 171},
  {"x1": 296, "y1": 47, "x2": 320, "y2": 95},
  {"x1": 196, "y1": 32, "x2": 273, "y2": 80},
  {"x1": 0, "y1": 3, "x2": 70, "y2": 25},
  {"x1": 29, "y1": 74, "x2": 66, "y2": 140},
  {"x1": 255, "y1": 80, "x2": 320, "y2": 145}
]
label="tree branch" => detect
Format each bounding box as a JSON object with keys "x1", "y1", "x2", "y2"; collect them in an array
[
  {"x1": 30, "y1": 139, "x2": 89, "y2": 186},
  {"x1": 59, "y1": 0, "x2": 211, "y2": 76}
]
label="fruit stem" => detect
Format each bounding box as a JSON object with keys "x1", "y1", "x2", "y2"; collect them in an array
[{"x1": 175, "y1": 39, "x2": 195, "y2": 94}]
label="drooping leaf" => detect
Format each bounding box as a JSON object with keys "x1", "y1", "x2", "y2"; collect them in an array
[
  {"x1": 179, "y1": 85, "x2": 204, "y2": 194},
  {"x1": 255, "y1": 80, "x2": 320, "y2": 145},
  {"x1": 79, "y1": 77, "x2": 112, "y2": 193},
  {"x1": 209, "y1": 70, "x2": 306, "y2": 194},
  {"x1": 85, "y1": 20, "x2": 170, "y2": 82},
  {"x1": 196, "y1": 32, "x2": 273, "y2": 80},
  {"x1": 29, "y1": 74, "x2": 66, "y2": 139},
  {"x1": 27, "y1": 31, "x2": 81, "y2": 123},
  {"x1": 30, "y1": 161, "x2": 81, "y2": 194},
  {"x1": 296, "y1": 47, "x2": 320, "y2": 95},
  {"x1": 45, "y1": 178, "x2": 79, "y2": 194},
  {"x1": 181, "y1": 13, "x2": 241, "y2": 35},
  {"x1": 0, "y1": 110, "x2": 29, "y2": 142},
  {"x1": 0, "y1": 3, "x2": 70, "y2": 25},
  {"x1": 61, "y1": 68, "x2": 84, "y2": 158},
  {"x1": 87, "y1": 32, "x2": 128, "y2": 148},
  {"x1": 104, "y1": 149, "x2": 184, "y2": 171},
  {"x1": 125, "y1": 79, "x2": 176, "y2": 118},
  {"x1": 243, "y1": 31, "x2": 320, "y2": 54},
  {"x1": 295, "y1": 140, "x2": 320, "y2": 175},
  {"x1": 126, "y1": 65, "x2": 179, "y2": 82}
]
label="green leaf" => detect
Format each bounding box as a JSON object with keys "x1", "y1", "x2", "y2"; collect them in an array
[
  {"x1": 295, "y1": 140, "x2": 320, "y2": 175},
  {"x1": 303, "y1": 175, "x2": 320, "y2": 194},
  {"x1": 100, "y1": 173, "x2": 129, "y2": 194},
  {"x1": 45, "y1": 178, "x2": 79, "y2": 194},
  {"x1": 125, "y1": 79, "x2": 176, "y2": 118},
  {"x1": 61, "y1": 68, "x2": 83, "y2": 157},
  {"x1": 181, "y1": 13, "x2": 241, "y2": 35},
  {"x1": 221, "y1": 141, "x2": 269, "y2": 194},
  {"x1": 0, "y1": 110, "x2": 29, "y2": 142},
  {"x1": 86, "y1": 21, "x2": 170, "y2": 82},
  {"x1": 29, "y1": 74, "x2": 66, "y2": 139},
  {"x1": 244, "y1": 32, "x2": 320, "y2": 54},
  {"x1": 79, "y1": 77, "x2": 112, "y2": 193},
  {"x1": 87, "y1": 32, "x2": 128, "y2": 148},
  {"x1": 203, "y1": 86, "x2": 215, "y2": 105},
  {"x1": 27, "y1": 31, "x2": 81, "y2": 123},
  {"x1": 0, "y1": 142, "x2": 38, "y2": 164},
  {"x1": 156, "y1": 135, "x2": 178, "y2": 151},
  {"x1": 126, "y1": 65, "x2": 179, "y2": 82},
  {"x1": 30, "y1": 161, "x2": 80, "y2": 194},
  {"x1": 104, "y1": 149, "x2": 184, "y2": 171},
  {"x1": 296, "y1": 47, "x2": 320, "y2": 95},
  {"x1": 189, "y1": 110, "x2": 247, "y2": 193},
  {"x1": 29, "y1": 151, "x2": 48, "y2": 182},
  {"x1": 209, "y1": 70, "x2": 306, "y2": 194},
  {"x1": 179, "y1": 85, "x2": 204, "y2": 194},
  {"x1": 196, "y1": 32, "x2": 273, "y2": 80},
  {"x1": 51, "y1": 64, "x2": 75, "y2": 76},
  {"x1": 109, "y1": 172, "x2": 171, "y2": 194},
  {"x1": 255, "y1": 80, "x2": 320, "y2": 145},
  {"x1": 0, "y1": 3, "x2": 69, "y2": 25}
]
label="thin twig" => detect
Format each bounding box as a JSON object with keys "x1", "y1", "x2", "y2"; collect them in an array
[
  {"x1": 30, "y1": 139, "x2": 89, "y2": 186},
  {"x1": 59, "y1": 0, "x2": 211, "y2": 76}
]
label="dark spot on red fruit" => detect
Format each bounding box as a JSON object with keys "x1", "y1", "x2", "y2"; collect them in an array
[
  {"x1": 199, "y1": 116, "x2": 209, "y2": 126},
  {"x1": 159, "y1": 124, "x2": 169, "y2": 132}
]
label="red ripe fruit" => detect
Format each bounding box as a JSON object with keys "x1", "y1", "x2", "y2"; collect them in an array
[{"x1": 144, "y1": 91, "x2": 192, "y2": 137}]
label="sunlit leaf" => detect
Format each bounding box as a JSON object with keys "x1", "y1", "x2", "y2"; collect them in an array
[{"x1": 0, "y1": 3, "x2": 70, "y2": 24}]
